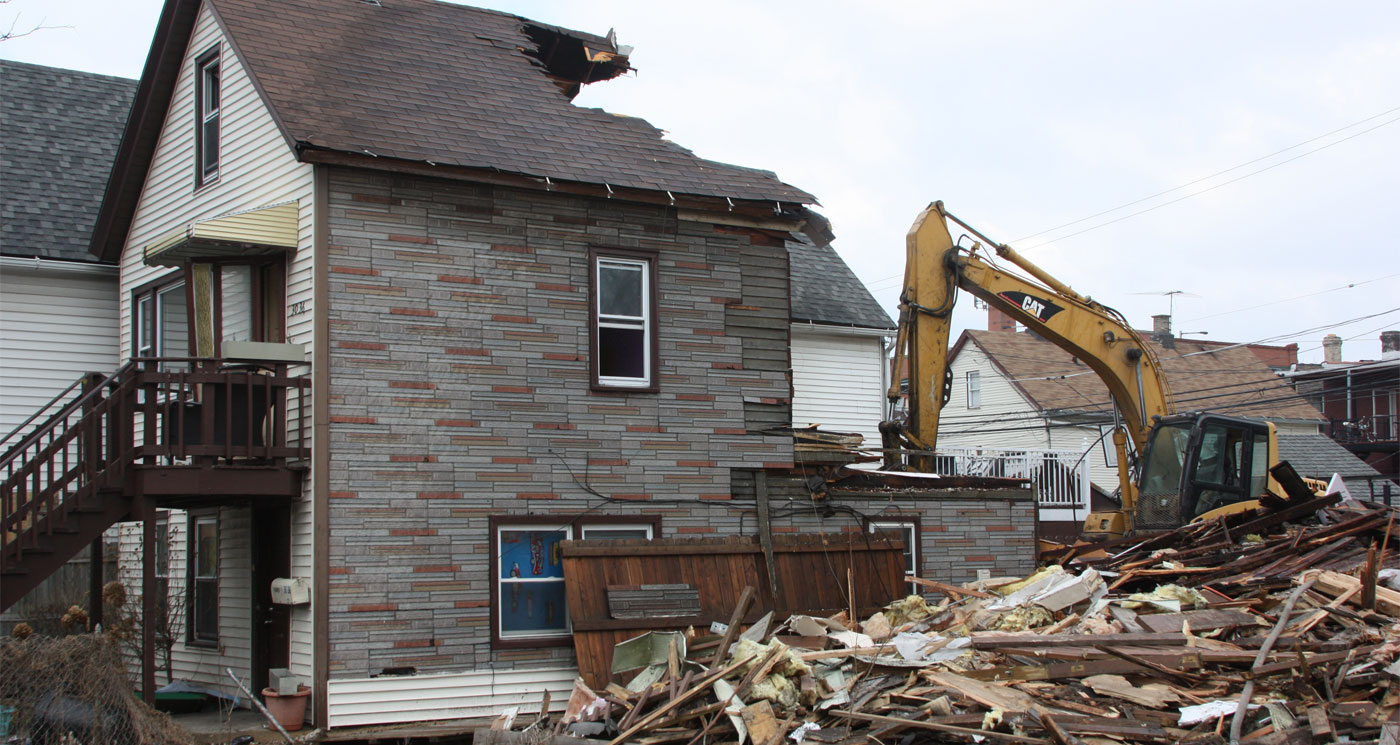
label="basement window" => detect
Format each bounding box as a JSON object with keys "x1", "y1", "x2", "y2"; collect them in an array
[
  {"x1": 195, "y1": 46, "x2": 221, "y2": 188},
  {"x1": 591, "y1": 249, "x2": 657, "y2": 391}
]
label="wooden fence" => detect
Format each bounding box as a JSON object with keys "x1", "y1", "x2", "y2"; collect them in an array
[{"x1": 560, "y1": 533, "x2": 905, "y2": 689}]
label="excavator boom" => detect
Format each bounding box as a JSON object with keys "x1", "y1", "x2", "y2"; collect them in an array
[{"x1": 883, "y1": 202, "x2": 1174, "y2": 522}]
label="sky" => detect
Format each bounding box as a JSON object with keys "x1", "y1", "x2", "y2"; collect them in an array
[{"x1": 4, "y1": 0, "x2": 1399, "y2": 363}]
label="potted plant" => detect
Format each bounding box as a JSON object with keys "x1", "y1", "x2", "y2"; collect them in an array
[{"x1": 261, "y1": 685, "x2": 311, "y2": 731}]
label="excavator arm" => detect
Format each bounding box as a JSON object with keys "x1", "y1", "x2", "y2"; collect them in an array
[{"x1": 881, "y1": 202, "x2": 1175, "y2": 515}]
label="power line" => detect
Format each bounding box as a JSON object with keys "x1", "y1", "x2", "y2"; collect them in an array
[{"x1": 1182, "y1": 273, "x2": 1400, "y2": 323}]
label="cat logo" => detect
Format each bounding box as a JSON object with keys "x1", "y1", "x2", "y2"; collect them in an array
[{"x1": 997, "y1": 291, "x2": 1064, "y2": 324}]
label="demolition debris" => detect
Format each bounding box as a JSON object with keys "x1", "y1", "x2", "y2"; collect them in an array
[{"x1": 494, "y1": 495, "x2": 1400, "y2": 744}]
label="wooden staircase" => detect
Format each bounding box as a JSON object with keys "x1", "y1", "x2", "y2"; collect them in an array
[{"x1": 1, "y1": 359, "x2": 309, "y2": 612}]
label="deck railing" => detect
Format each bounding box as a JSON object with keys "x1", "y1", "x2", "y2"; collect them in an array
[
  {"x1": 1, "y1": 357, "x2": 309, "y2": 579},
  {"x1": 929, "y1": 447, "x2": 1091, "y2": 515}
]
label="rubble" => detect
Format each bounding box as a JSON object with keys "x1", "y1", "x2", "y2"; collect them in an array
[{"x1": 497, "y1": 496, "x2": 1400, "y2": 744}]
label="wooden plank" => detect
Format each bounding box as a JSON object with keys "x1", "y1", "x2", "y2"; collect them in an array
[
  {"x1": 907, "y1": 576, "x2": 993, "y2": 599},
  {"x1": 830, "y1": 710, "x2": 1045, "y2": 744},
  {"x1": 707, "y1": 585, "x2": 755, "y2": 673},
  {"x1": 1136, "y1": 608, "x2": 1261, "y2": 633},
  {"x1": 970, "y1": 632, "x2": 1191, "y2": 649}
]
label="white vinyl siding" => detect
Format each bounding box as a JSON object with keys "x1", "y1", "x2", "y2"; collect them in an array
[
  {"x1": 790, "y1": 327, "x2": 888, "y2": 449},
  {"x1": 0, "y1": 263, "x2": 119, "y2": 439},
  {"x1": 116, "y1": 1, "x2": 317, "y2": 685},
  {"x1": 327, "y1": 667, "x2": 575, "y2": 728},
  {"x1": 115, "y1": 507, "x2": 253, "y2": 696}
]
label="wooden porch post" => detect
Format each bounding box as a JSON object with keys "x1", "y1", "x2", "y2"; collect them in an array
[
  {"x1": 139, "y1": 496, "x2": 156, "y2": 703},
  {"x1": 88, "y1": 537, "x2": 104, "y2": 630}
]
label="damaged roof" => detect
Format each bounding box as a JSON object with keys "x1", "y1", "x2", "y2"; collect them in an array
[
  {"x1": 1, "y1": 61, "x2": 136, "y2": 263},
  {"x1": 92, "y1": 0, "x2": 817, "y2": 261},
  {"x1": 960, "y1": 329, "x2": 1324, "y2": 422},
  {"x1": 788, "y1": 233, "x2": 895, "y2": 330}
]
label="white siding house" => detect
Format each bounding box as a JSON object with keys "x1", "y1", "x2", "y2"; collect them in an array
[{"x1": 110, "y1": 1, "x2": 317, "y2": 694}]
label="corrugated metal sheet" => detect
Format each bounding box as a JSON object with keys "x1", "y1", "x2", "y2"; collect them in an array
[{"x1": 326, "y1": 666, "x2": 576, "y2": 728}]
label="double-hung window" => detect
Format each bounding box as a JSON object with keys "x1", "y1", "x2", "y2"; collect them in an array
[
  {"x1": 966, "y1": 370, "x2": 982, "y2": 409},
  {"x1": 592, "y1": 249, "x2": 657, "y2": 390},
  {"x1": 188, "y1": 513, "x2": 219, "y2": 645},
  {"x1": 495, "y1": 523, "x2": 572, "y2": 641},
  {"x1": 195, "y1": 46, "x2": 221, "y2": 188},
  {"x1": 491, "y1": 516, "x2": 660, "y2": 646}
]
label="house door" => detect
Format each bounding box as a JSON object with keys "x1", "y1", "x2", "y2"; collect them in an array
[{"x1": 250, "y1": 505, "x2": 291, "y2": 693}]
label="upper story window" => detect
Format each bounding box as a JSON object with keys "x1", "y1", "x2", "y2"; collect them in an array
[
  {"x1": 966, "y1": 370, "x2": 982, "y2": 409},
  {"x1": 591, "y1": 248, "x2": 657, "y2": 391},
  {"x1": 195, "y1": 46, "x2": 221, "y2": 188}
]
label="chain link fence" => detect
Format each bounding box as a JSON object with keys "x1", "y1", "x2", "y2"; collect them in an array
[{"x1": 0, "y1": 633, "x2": 189, "y2": 744}]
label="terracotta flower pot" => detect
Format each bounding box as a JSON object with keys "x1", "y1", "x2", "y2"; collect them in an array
[{"x1": 261, "y1": 685, "x2": 310, "y2": 731}]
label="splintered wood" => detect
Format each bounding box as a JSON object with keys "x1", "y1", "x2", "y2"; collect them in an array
[{"x1": 497, "y1": 497, "x2": 1400, "y2": 744}]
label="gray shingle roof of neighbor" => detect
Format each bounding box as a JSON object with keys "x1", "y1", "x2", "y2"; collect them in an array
[
  {"x1": 1, "y1": 60, "x2": 137, "y2": 263},
  {"x1": 1276, "y1": 432, "x2": 1390, "y2": 498},
  {"x1": 788, "y1": 233, "x2": 895, "y2": 329},
  {"x1": 208, "y1": 0, "x2": 815, "y2": 205}
]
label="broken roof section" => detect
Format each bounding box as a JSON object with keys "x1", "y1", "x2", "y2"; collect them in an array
[
  {"x1": 216, "y1": 0, "x2": 813, "y2": 202},
  {"x1": 93, "y1": 0, "x2": 819, "y2": 261}
]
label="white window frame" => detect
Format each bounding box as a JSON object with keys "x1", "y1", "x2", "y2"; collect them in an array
[
  {"x1": 196, "y1": 47, "x2": 221, "y2": 187},
  {"x1": 594, "y1": 255, "x2": 652, "y2": 388},
  {"x1": 578, "y1": 523, "x2": 654, "y2": 541},
  {"x1": 869, "y1": 520, "x2": 918, "y2": 576},
  {"x1": 966, "y1": 370, "x2": 982, "y2": 409},
  {"x1": 496, "y1": 523, "x2": 574, "y2": 640},
  {"x1": 187, "y1": 512, "x2": 219, "y2": 645}
]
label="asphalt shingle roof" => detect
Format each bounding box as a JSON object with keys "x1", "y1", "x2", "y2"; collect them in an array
[
  {"x1": 788, "y1": 234, "x2": 894, "y2": 329},
  {"x1": 208, "y1": 0, "x2": 814, "y2": 204},
  {"x1": 1, "y1": 60, "x2": 136, "y2": 263},
  {"x1": 965, "y1": 329, "x2": 1325, "y2": 422},
  {"x1": 1276, "y1": 433, "x2": 1388, "y2": 497}
]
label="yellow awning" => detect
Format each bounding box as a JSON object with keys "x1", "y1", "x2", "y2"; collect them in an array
[{"x1": 144, "y1": 202, "x2": 299, "y2": 266}]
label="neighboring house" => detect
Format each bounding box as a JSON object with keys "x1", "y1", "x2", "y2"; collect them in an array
[
  {"x1": 0, "y1": 61, "x2": 135, "y2": 441},
  {"x1": 788, "y1": 236, "x2": 895, "y2": 447},
  {"x1": 1285, "y1": 331, "x2": 1400, "y2": 486},
  {"x1": 0, "y1": 0, "x2": 1024, "y2": 734},
  {"x1": 1276, "y1": 433, "x2": 1390, "y2": 499},
  {"x1": 939, "y1": 327, "x2": 1326, "y2": 499}
]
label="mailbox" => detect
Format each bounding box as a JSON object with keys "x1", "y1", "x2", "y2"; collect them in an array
[{"x1": 270, "y1": 577, "x2": 311, "y2": 605}]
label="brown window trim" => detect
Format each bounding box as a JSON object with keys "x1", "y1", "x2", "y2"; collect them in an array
[
  {"x1": 588, "y1": 246, "x2": 660, "y2": 393},
  {"x1": 131, "y1": 269, "x2": 195, "y2": 366},
  {"x1": 191, "y1": 256, "x2": 289, "y2": 356},
  {"x1": 488, "y1": 514, "x2": 662, "y2": 650},
  {"x1": 185, "y1": 510, "x2": 220, "y2": 648}
]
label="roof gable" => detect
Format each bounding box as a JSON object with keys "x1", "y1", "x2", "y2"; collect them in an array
[
  {"x1": 93, "y1": 0, "x2": 817, "y2": 261},
  {"x1": 965, "y1": 329, "x2": 1324, "y2": 422},
  {"x1": 1, "y1": 61, "x2": 137, "y2": 263}
]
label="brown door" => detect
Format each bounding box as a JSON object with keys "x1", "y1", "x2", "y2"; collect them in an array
[{"x1": 251, "y1": 505, "x2": 291, "y2": 693}]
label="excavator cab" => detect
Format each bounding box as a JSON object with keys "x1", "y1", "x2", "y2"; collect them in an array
[{"x1": 1132, "y1": 414, "x2": 1274, "y2": 532}]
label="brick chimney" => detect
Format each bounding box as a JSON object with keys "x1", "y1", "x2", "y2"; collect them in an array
[
  {"x1": 988, "y1": 306, "x2": 1017, "y2": 333},
  {"x1": 1322, "y1": 333, "x2": 1343, "y2": 363},
  {"x1": 1151, "y1": 314, "x2": 1174, "y2": 349},
  {"x1": 1382, "y1": 330, "x2": 1400, "y2": 360}
]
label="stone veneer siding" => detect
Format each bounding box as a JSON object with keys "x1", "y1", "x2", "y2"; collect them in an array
[{"x1": 323, "y1": 169, "x2": 798, "y2": 675}]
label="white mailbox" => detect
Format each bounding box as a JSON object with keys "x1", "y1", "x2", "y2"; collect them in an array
[{"x1": 270, "y1": 577, "x2": 311, "y2": 605}]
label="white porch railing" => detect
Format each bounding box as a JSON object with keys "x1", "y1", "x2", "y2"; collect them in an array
[{"x1": 931, "y1": 447, "x2": 1091, "y2": 522}]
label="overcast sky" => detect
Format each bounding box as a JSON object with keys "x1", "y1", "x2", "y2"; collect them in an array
[{"x1": 4, "y1": 0, "x2": 1398, "y2": 363}]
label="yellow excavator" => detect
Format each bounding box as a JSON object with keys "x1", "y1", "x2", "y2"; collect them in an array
[{"x1": 879, "y1": 202, "x2": 1324, "y2": 539}]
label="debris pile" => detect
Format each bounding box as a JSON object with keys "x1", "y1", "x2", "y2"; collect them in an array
[{"x1": 497, "y1": 496, "x2": 1400, "y2": 744}]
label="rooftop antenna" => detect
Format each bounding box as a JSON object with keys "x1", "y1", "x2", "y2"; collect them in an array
[{"x1": 1130, "y1": 289, "x2": 1200, "y2": 319}]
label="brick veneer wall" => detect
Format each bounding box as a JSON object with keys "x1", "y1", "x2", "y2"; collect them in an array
[{"x1": 323, "y1": 169, "x2": 798, "y2": 675}]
